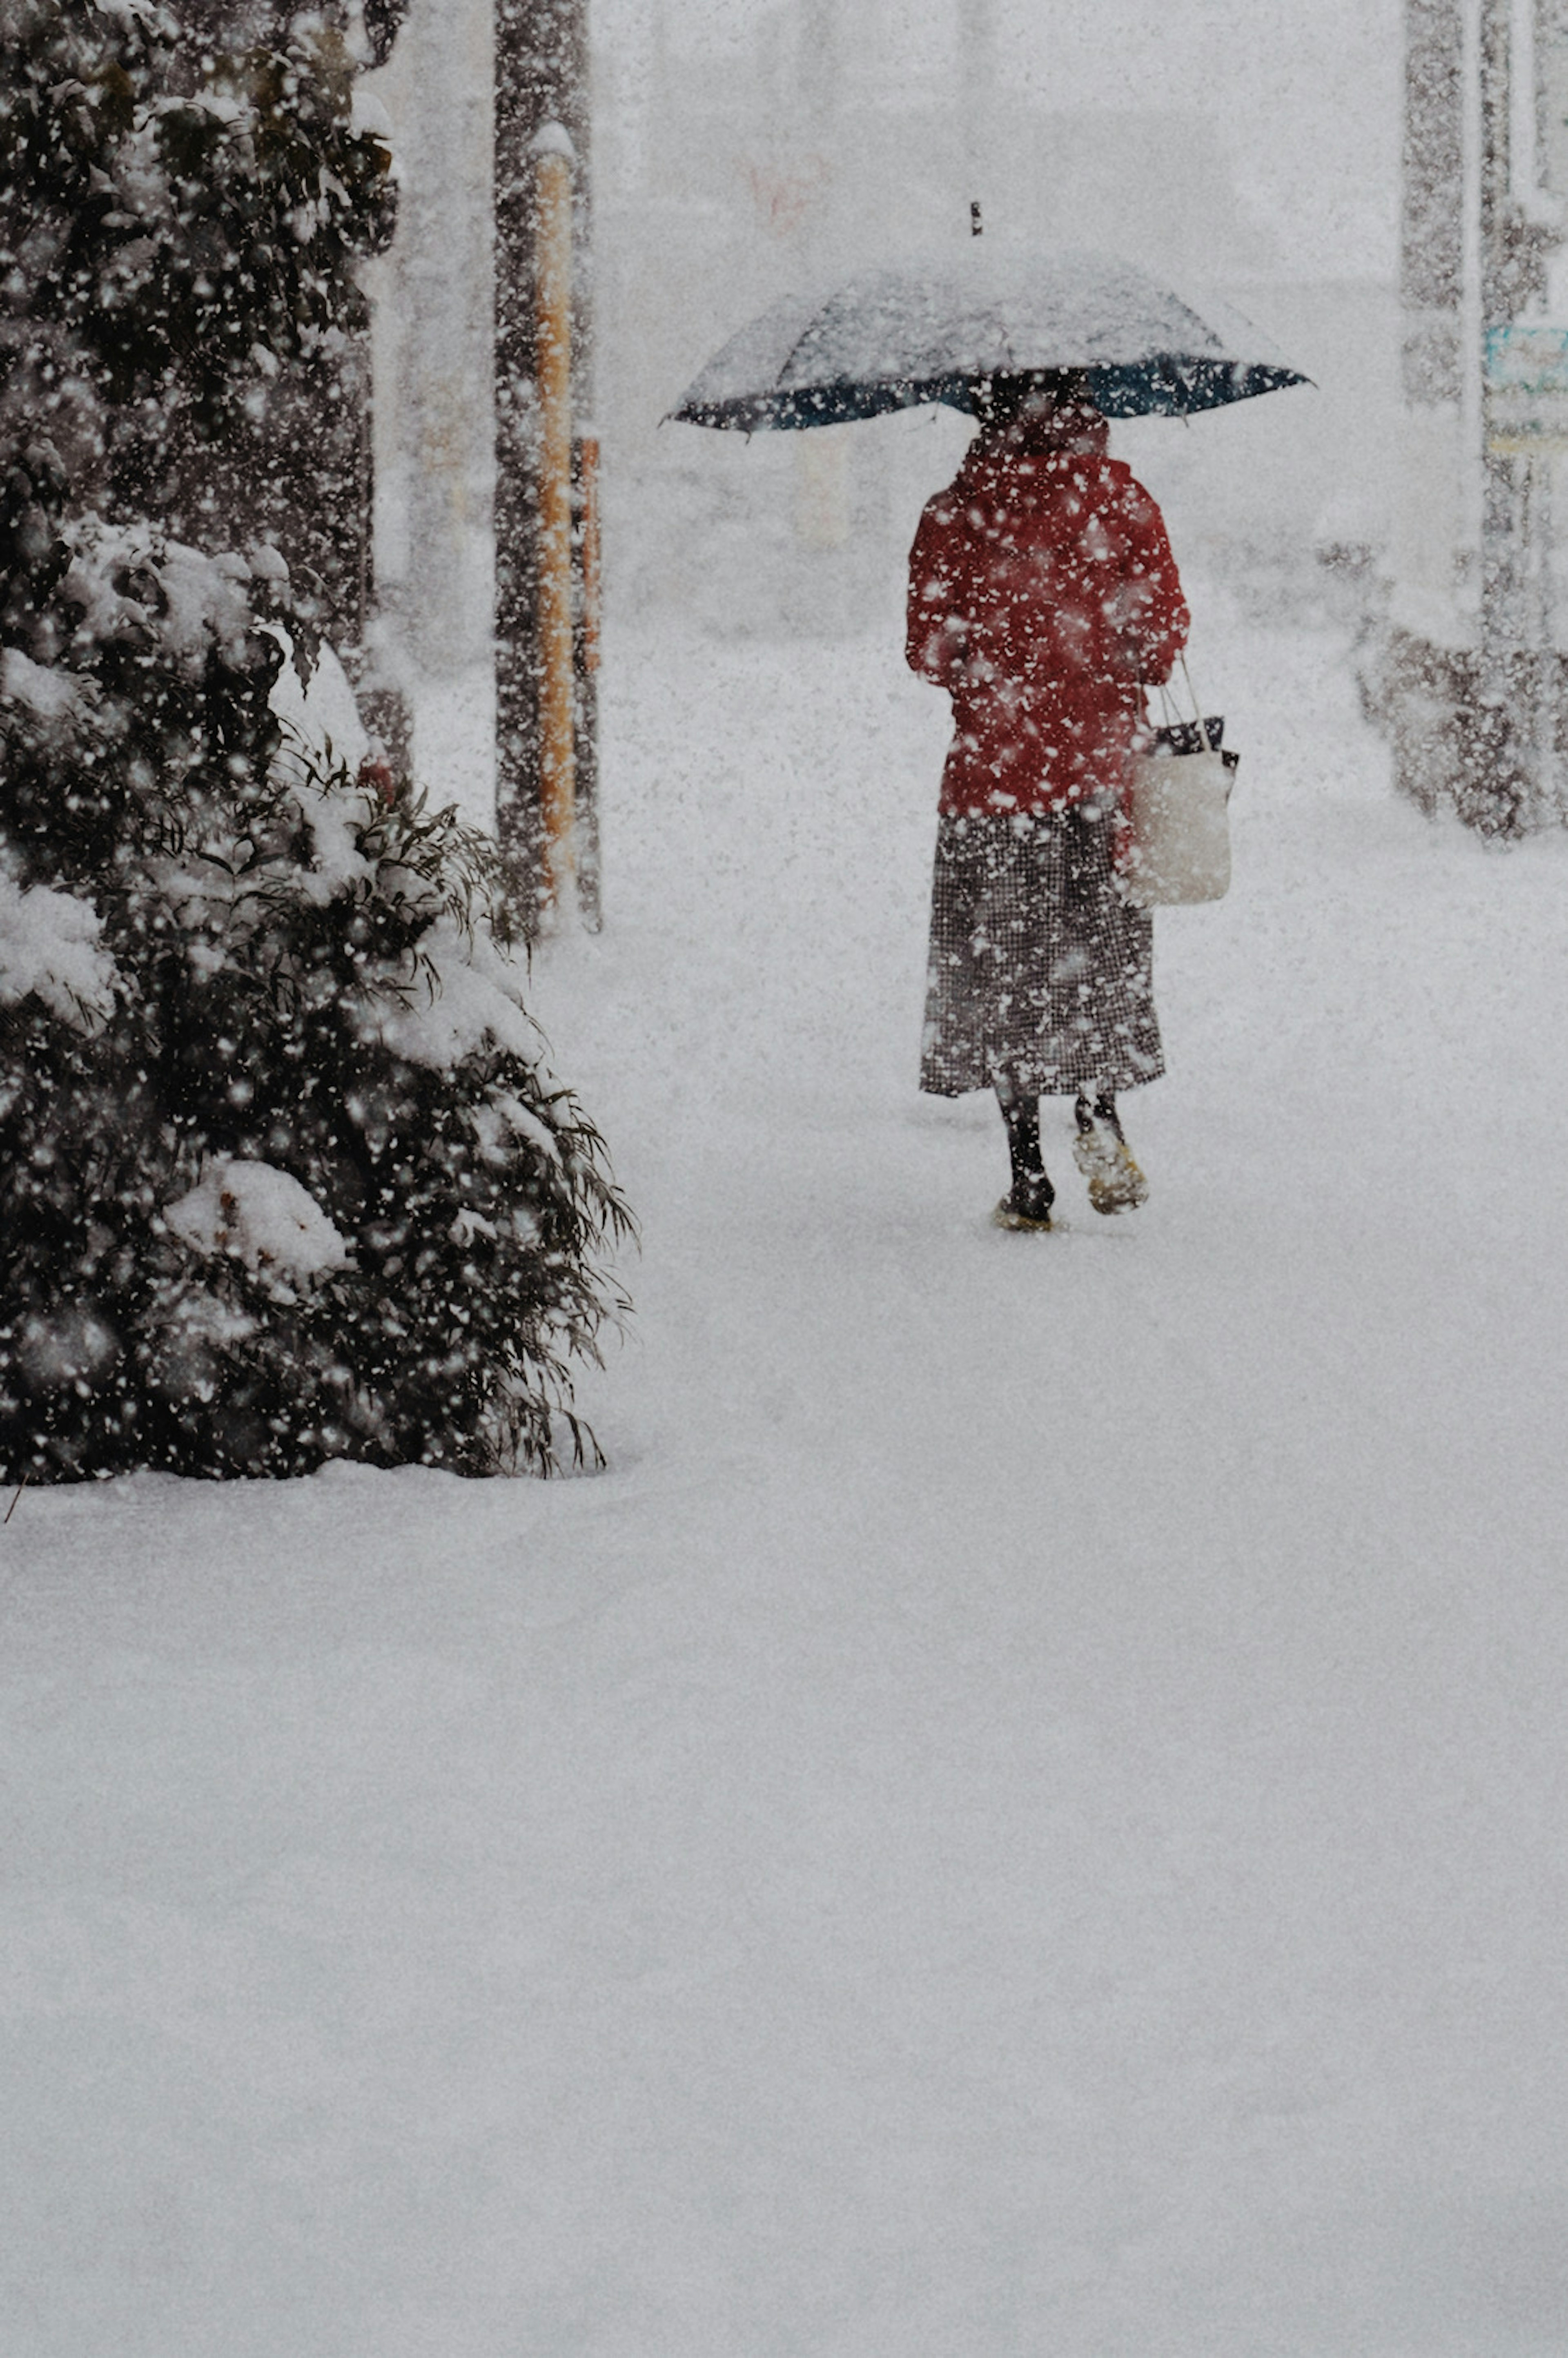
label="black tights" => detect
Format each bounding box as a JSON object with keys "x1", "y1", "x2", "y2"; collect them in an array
[
  {"x1": 994, "y1": 1081, "x2": 1122, "y2": 1207},
  {"x1": 997, "y1": 1089, "x2": 1047, "y2": 1208}
]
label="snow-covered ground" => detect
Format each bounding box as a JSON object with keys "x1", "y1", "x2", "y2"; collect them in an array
[{"x1": 7, "y1": 588, "x2": 1568, "y2": 2355}]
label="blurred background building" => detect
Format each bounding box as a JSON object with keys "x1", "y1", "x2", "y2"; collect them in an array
[{"x1": 1365, "y1": 0, "x2": 1568, "y2": 831}]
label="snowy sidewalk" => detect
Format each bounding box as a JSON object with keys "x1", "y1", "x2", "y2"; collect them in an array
[{"x1": 6, "y1": 604, "x2": 1568, "y2": 2356}]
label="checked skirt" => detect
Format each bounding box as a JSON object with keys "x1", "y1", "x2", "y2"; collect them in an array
[{"x1": 919, "y1": 803, "x2": 1165, "y2": 1098}]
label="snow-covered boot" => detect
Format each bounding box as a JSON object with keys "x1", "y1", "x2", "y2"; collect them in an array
[
  {"x1": 993, "y1": 1182, "x2": 1056, "y2": 1232},
  {"x1": 993, "y1": 1088, "x2": 1055, "y2": 1230},
  {"x1": 1072, "y1": 1091, "x2": 1149, "y2": 1215}
]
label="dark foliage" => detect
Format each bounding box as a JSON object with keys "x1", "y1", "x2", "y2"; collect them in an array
[
  {"x1": 0, "y1": 1, "x2": 630, "y2": 1482},
  {"x1": 0, "y1": 0, "x2": 395, "y2": 508}
]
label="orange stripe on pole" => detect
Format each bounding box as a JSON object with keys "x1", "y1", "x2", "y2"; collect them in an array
[{"x1": 533, "y1": 132, "x2": 575, "y2": 908}]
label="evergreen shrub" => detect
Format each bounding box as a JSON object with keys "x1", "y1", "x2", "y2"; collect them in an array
[{"x1": 0, "y1": 0, "x2": 629, "y2": 1480}]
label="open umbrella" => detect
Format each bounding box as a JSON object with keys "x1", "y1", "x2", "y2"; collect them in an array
[{"x1": 669, "y1": 247, "x2": 1309, "y2": 430}]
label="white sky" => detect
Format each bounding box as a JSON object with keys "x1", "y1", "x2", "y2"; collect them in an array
[{"x1": 594, "y1": 0, "x2": 1404, "y2": 281}]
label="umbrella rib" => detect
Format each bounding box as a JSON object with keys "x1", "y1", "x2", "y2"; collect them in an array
[
  {"x1": 748, "y1": 300, "x2": 840, "y2": 419},
  {"x1": 770, "y1": 286, "x2": 947, "y2": 415}
]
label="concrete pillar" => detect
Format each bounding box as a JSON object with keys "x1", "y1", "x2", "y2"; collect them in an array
[{"x1": 1402, "y1": 0, "x2": 1466, "y2": 405}]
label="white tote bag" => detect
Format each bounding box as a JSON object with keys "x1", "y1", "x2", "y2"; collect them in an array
[{"x1": 1122, "y1": 658, "x2": 1238, "y2": 907}]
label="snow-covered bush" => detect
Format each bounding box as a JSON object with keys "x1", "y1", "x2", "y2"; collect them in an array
[
  {"x1": 0, "y1": 1, "x2": 629, "y2": 1479},
  {"x1": 0, "y1": 0, "x2": 395, "y2": 573}
]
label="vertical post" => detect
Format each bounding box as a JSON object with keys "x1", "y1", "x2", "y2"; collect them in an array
[
  {"x1": 1461, "y1": 0, "x2": 1485, "y2": 554},
  {"x1": 493, "y1": 0, "x2": 594, "y2": 936},
  {"x1": 1481, "y1": 0, "x2": 1519, "y2": 652},
  {"x1": 1402, "y1": 0, "x2": 1465, "y2": 403},
  {"x1": 533, "y1": 126, "x2": 576, "y2": 913},
  {"x1": 577, "y1": 434, "x2": 601, "y2": 675},
  {"x1": 573, "y1": 429, "x2": 603, "y2": 927}
]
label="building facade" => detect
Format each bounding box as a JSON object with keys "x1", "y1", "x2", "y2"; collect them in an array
[{"x1": 1369, "y1": 0, "x2": 1568, "y2": 829}]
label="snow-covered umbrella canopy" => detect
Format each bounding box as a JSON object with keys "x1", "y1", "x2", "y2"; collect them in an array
[{"x1": 669, "y1": 248, "x2": 1310, "y2": 429}]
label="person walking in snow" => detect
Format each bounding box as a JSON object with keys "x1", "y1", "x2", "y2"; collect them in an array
[{"x1": 907, "y1": 371, "x2": 1189, "y2": 1229}]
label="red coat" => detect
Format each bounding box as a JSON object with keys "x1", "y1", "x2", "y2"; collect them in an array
[{"x1": 906, "y1": 406, "x2": 1189, "y2": 816}]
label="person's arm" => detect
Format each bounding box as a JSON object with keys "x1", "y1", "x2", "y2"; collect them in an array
[
  {"x1": 906, "y1": 499, "x2": 969, "y2": 688},
  {"x1": 1117, "y1": 482, "x2": 1190, "y2": 686}
]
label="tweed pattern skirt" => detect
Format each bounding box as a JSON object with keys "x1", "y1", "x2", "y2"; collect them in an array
[{"x1": 919, "y1": 805, "x2": 1164, "y2": 1097}]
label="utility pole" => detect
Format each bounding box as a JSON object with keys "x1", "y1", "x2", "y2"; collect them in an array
[{"x1": 494, "y1": 0, "x2": 600, "y2": 931}]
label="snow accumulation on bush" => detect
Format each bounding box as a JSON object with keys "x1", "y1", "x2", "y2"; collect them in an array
[
  {"x1": 0, "y1": 867, "x2": 117, "y2": 1032},
  {"x1": 164, "y1": 1158, "x2": 352, "y2": 1284}
]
